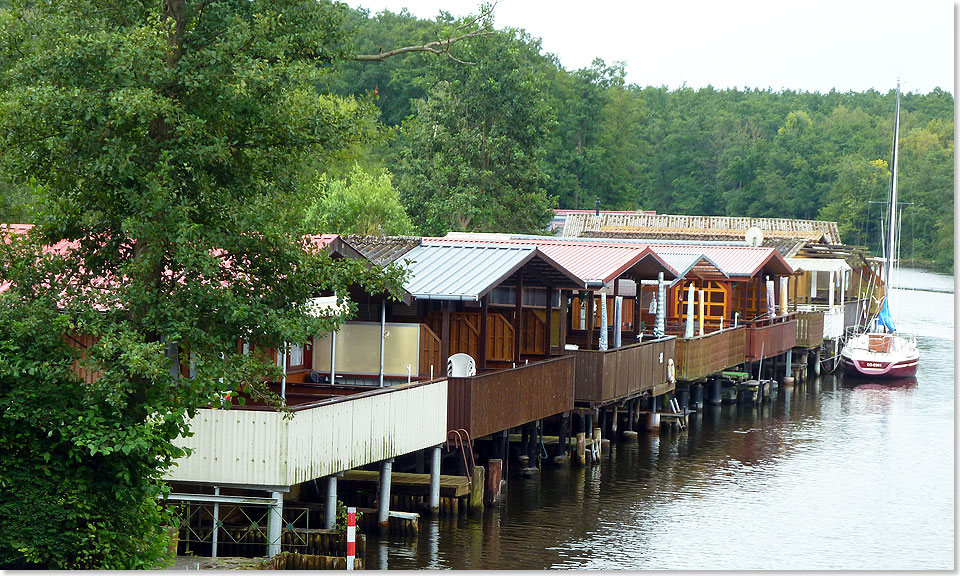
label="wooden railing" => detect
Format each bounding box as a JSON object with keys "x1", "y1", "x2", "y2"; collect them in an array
[
  {"x1": 745, "y1": 314, "x2": 797, "y2": 361},
  {"x1": 447, "y1": 356, "x2": 575, "y2": 439},
  {"x1": 795, "y1": 311, "x2": 824, "y2": 349},
  {"x1": 674, "y1": 327, "x2": 746, "y2": 382},
  {"x1": 572, "y1": 336, "x2": 676, "y2": 404}
]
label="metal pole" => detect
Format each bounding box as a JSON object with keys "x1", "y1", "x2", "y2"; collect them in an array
[
  {"x1": 429, "y1": 445, "x2": 441, "y2": 514},
  {"x1": 267, "y1": 491, "x2": 283, "y2": 558},
  {"x1": 279, "y1": 345, "x2": 287, "y2": 400},
  {"x1": 330, "y1": 328, "x2": 337, "y2": 385},
  {"x1": 378, "y1": 458, "x2": 393, "y2": 532},
  {"x1": 211, "y1": 486, "x2": 219, "y2": 558},
  {"x1": 346, "y1": 507, "x2": 357, "y2": 571},
  {"x1": 324, "y1": 475, "x2": 338, "y2": 530},
  {"x1": 379, "y1": 301, "x2": 386, "y2": 387}
]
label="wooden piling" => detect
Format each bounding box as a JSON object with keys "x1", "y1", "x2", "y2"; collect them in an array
[
  {"x1": 486, "y1": 459, "x2": 502, "y2": 504},
  {"x1": 592, "y1": 427, "x2": 602, "y2": 465},
  {"x1": 469, "y1": 465, "x2": 485, "y2": 513},
  {"x1": 576, "y1": 432, "x2": 586, "y2": 466}
]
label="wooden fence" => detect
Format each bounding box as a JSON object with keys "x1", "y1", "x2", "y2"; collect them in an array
[
  {"x1": 674, "y1": 327, "x2": 746, "y2": 382},
  {"x1": 794, "y1": 311, "x2": 824, "y2": 349},
  {"x1": 572, "y1": 337, "x2": 676, "y2": 404},
  {"x1": 447, "y1": 355, "x2": 574, "y2": 439}
]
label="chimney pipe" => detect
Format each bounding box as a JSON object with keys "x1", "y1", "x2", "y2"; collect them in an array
[{"x1": 595, "y1": 196, "x2": 600, "y2": 216}]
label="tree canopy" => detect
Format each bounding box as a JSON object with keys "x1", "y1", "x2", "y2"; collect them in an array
[{"x1": 0, "y1": 0, "x2": 403, "y2": 568}]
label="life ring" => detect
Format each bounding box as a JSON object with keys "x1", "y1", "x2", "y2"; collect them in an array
[{"x1": 667, "y1": 358, "x2": 676, "y2": 384}]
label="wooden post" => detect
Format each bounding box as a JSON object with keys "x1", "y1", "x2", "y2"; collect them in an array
[
  {"x1": 469, "y1": 465, "x2": 485, "y2": 514},
  {"x1": 514, "y1": 272, "x2": 523, "y2": 363},
  {"x1": 586, "y1": 291, "x2": 595, "y2": 350},
  {"x1": 555, "y1": 411, "x2": 569, "y2": 462},
  {"x1": 440, "y1": 302, "x2": 450, "y2": 369},
  {"x1": 592, "y1": 427, "x2": 602, "y2": 465},
  {"x1": 479, "y1": 295, "x2": 488, "y2": 370},
  {"x1": 576, "y1": 432, "x2": 586, "y2": 466},
  {"x1": 545, "y1": 287, "x2": 554, "y2": 355},
  {"x1": 485, "y1": 459, "x2": 502, "y2": 504}
]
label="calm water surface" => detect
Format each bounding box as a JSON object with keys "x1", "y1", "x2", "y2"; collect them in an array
[{"x1": 369, "y1": 269, "x2": 954, "y2": 570}]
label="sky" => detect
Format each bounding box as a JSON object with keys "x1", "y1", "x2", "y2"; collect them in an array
[{"x1": 347, "y1": 0, "x2": 955, "y2": 94}]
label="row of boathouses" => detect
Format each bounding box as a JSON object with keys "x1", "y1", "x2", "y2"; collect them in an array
[{"x1": 161, "y1": 215, "x2": 886, "y2": 560}]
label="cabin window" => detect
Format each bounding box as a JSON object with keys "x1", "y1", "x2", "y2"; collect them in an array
[
  {"x1": 676, "y1": 280, "x2": 728, "y2": 332},
  {"x1": 287, "y1": 342, "x2": 311, "y2": 369},
  {"x1": 489, "y1": 286, "x2": 517, "y2": 305}
]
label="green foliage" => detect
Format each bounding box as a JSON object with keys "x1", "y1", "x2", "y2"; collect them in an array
[
  {"x1": 0, "y1": 0, "x2": 403, "y2": 568},
  {"x1": 303, "y1": 164, "x2": 415, "y2": 236},
  {"x1": 333, "y1": 8, "x2": 953, "y2": 272},
  {"x1": 392, "y1": 24, "x2": 557, "y2": 236}
]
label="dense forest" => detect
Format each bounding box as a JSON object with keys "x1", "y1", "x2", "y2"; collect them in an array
[
  {"x1": 1, "y1": 5, "x2": 953, "y2": 272},
  {"x1": 325, "y1": 7, "x2": 954, "y2": 272}
]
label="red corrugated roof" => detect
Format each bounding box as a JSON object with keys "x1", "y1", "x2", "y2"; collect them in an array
[
  {"x1": 648, "y1": 244, "x2": 793, "y2": 278},
  {"x1": 427, "y1": 235, "x2": 677, "y2": 283}
]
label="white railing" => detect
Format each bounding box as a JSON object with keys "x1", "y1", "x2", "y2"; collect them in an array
[{"x1": 165, "y1": 380, "x2": 448, "y2": 487}]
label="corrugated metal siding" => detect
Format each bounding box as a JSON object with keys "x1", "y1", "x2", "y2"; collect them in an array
[
  {"x1": 165, "y1": 380, "x2": 448, "y2": 486},
  {"x1": 403, "y1": 244, "x2": 535, "y2": 300}
]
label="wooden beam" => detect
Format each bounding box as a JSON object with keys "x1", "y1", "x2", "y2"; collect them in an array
[
  {"x1": 585, "y1": 291, "x2": 595, "y2": 351},
  {"x1": 479, "y1": 294, "x2": 488, "y2": 370},
  {"x1": 440, "y1": 301, "x2": 450, "y2": 369},
  {"x1": 545, "y1": 287, "x2": 553, "y2": 355},
  {"x1": 514, "y1": 273, "x2": 523, "y2": 363}
]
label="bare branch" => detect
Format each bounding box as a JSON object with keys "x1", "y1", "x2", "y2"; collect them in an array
[{"x1": 352, "y1": 28, "x2": 495, "y2": 62}]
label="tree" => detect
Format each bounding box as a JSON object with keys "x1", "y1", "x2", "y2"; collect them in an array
[
  {"x1": 303, "y1": 164, "x2": 415, "y2": 236},
  {"x1": 0, "y1": 0, "x2": 405, "y2": 568},
  {"x1": 393, "y1": 25, "x2": 557, "y2": 236}
]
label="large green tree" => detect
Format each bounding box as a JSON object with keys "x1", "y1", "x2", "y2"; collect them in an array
[
  {"x1": 0, "y1": 0, "x2": 406, "y2": 568},
  {"x1": 393, "y1": 25, "x2": 557, "y2": 235}
]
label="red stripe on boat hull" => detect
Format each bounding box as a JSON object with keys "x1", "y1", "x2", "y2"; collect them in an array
[{"x1": 840, "y1": 355, "x2": 918, "y2": 379}]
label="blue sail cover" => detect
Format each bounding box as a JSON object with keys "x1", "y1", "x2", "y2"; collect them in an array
[{"x1": 877, "y1": 297, "x2": 897, "y2": 332}]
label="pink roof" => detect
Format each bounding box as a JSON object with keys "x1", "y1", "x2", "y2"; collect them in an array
[
  {"x1": 427, "y1": 234, "x2": 678, "y2": 283},
  {"x1": 648, "y1": 243, "x2": 793, "y2": 278}
]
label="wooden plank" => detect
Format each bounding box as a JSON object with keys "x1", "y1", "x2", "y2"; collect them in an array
[{"x1": 340, "y1": 470, "x2": 470, "y2": 498}]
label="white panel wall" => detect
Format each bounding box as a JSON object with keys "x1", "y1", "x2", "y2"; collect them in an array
[{"x1": 165, "y1": 380, "x2": 448, "y2": 486}]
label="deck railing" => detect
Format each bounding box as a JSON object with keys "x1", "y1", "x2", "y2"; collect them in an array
[
  {"x1": 166, "y1": 379, "x2": 449, "y2": 487},
  {"x1": 795, "y1": 310, "x2": 825, "y2": 349},
  {"x1": 674, "y1": 326, "x2": 746, "y2": 382},
  {"x1": 744, "y1": 314, "x2": 797, "y2": 361},
  {"x1": 447, "y1": 355, "x2": 575, "y2": 439},
  {"x1": 572, "y1": 336, "x2": 676, "y2": 404}
]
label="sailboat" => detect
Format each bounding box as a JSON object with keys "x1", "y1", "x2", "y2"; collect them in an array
[{"x1": 839, "y1": 82, "x2": 920, "y2": 378}]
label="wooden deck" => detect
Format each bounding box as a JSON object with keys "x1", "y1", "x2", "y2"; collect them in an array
[
  {"x1": 339, "y1": 470, "x2": 471, "y2": 498},
  {"x1": 795, "y1": 310, "x2": 825, "y2": 349},
  {"x1": 572, "y1": 336, "x2": 676, "y2": 405},
  {"x1": 745, "y1": 314, "x2": 797, "y2": 361},
  {"x1": 447, "y1": 356, "x2": 575, "y2": 439},
  {"x1": 674, "y1": 327, "x2": 746, "y2": 382}
]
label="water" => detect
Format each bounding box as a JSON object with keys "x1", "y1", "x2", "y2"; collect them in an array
[{"x1": 369, "y1": 268, "x2": 954, "y2": 570}]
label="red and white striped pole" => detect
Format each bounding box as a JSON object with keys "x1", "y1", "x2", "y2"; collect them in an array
[{"x1": 345, "y1": 506, "x2": 356, "y2": 571}]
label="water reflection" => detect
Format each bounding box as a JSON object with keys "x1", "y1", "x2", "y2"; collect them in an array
[{"x1": 369, "y1": 271, "x2": 952, "y2": 570}]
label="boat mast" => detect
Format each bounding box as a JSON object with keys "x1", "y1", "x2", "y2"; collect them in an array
[{"x1": 885, "y1": 81, "x2": 901, "y2": 286}]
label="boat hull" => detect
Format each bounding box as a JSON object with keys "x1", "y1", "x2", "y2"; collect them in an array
[{"x1": 839, "y1": 354, "x2": 918, "y2": 378}]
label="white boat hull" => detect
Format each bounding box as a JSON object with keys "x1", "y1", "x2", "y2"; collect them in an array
[{"x1": 840, "y1": 332, "x2": 919, "y2": 378}]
